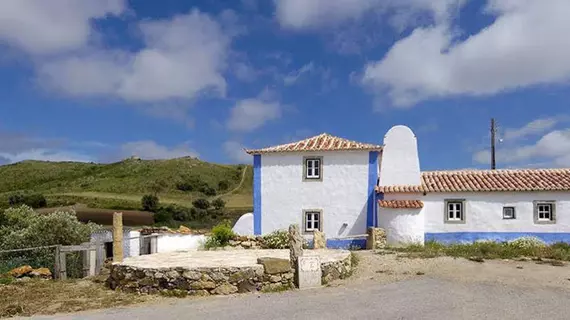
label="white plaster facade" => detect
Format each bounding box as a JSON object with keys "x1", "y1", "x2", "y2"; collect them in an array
[{"x1": 260, "y1": 151, "x2": 374, "y2": 238}]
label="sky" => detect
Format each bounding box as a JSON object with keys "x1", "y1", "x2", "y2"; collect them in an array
[{"x1": 1, "y1": 0, "x2": 570, "y2": 170}]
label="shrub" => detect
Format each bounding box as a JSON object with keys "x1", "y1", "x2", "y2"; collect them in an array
[
  {"x1": 176, "y1": 181, "x2": 193, "y2": 192},
  {"x1": 192, "y1": 198, "x2": 210, "y2": 210},
  {"x1": 8, "y1": 193, "x2": 47, "y2": 208},
  {"x1": 0, "y1": 205, "x2": 99, "y2": 250},
  {"x1": 508, "y1": 237, "x2": 546, "y2": 250},
  {"x1": 205, "y1": 221, "x2": 235, "y2": 249},
  {"x1": 141, "y1": 194, "x2": 159, "y2": 212},
  {"x1": 262, "y1": 230, "x2": 289, "y2": 249},
  {"x1": 200, "y1": 186, "x2": 217, "y2": 196},
  {"x1": 190, "y1": 207, "x2": 208, "y2": 220},
  {"x1": 212, "y1": 198, "x2": 226, "y2": 210},
  {"x1": 155, "y1": 204, "x2": 190, "y2": 222},
  {"x1": 153, "y1": 208, "x2": 173, "y2": 224},
  {"x1": 217, "y1": 180, "x2": 229, "y2": 191}
]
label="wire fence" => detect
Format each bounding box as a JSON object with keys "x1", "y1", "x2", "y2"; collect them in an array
[{"x1": 0, "y1": 245, "x2": 58, "y2": 275}]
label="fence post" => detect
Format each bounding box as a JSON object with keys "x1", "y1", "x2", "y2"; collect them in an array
[
  {"x1": 59, "y1": 250, "x2": 67, "y2": 280},
  {"x1": 94, "y1": 240, "x2": 103, "y2": 275},
  {"x1": 54, "y1": 245, "x2": 61, "y2": 280},
  {"x1": 150, "y1": 233, "x2": 158, "y2": 254},
  {"x1": 113, "y1": 212, "x2": 124, "y2": 263}
]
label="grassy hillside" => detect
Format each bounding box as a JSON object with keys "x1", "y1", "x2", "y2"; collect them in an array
[{"x1": 0, "y1": 157, "x2": 253, "y2": 211}]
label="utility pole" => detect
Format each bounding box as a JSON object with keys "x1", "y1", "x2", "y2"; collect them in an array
[{"x1": 491, "y1": 118, "x2": 496, "y2": 170}]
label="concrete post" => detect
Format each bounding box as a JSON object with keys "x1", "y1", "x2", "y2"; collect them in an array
[{"x1": 113, "y1": 212, "x2": 124, "y2": 263}]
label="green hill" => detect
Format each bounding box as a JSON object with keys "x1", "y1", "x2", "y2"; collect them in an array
[{"x1": 0, "y1": 157, "x2": 253, "y2": 211}]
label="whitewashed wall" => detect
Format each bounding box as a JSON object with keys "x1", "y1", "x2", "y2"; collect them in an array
[
  {"x1": 379, "y1": 125, "x2": 421, "y2": 187},
  {"x1": 232, "y1": 212, "x2": 254, "y2": 236},
  {"x1": 423, "y1": 192, "x2": 570, "y2": 234},
  {"x1": 261, "y1": 151, "x2": 372, "y2": 237},
  {"x1": 378, "y1": 207, "x2": 424, "y2": 246},
  {"x1": 156, "y1": 234, "x2": 206, "y2": 252}
]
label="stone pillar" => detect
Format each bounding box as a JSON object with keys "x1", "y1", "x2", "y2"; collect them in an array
[
  {"x1": 113, "y1": 212, "x2": 124, "y2": 263},
  {"x1": 288, "y1": 224, "x2": 304, "y2": 287},
  {"x1": 313, "y1": 230, "x2": 326, "y2": 249},
  {"x1": 367, "y1": 227, "x2": 387, "y2": 250}
]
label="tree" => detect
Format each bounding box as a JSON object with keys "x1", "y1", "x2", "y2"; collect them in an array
[
  {"x1": 192, "y1": 198, "x2": 210, "y2": 210},
  {"x1": 149, "y1": 179, "x2": 168, "y2": 196},
  {"x1": 217, "y1": 180, "x2": 229, "y2": 191},
  {"x1": 212, "y1": 198, "x2": 226, "y2": 210},
  {"x1": 141, "y1": 194, "x2": 159, "y2": 212}
]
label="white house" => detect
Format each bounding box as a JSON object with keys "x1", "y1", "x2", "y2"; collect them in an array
[{"x1": 232, "y1": 125, "x2": 570, "y2": 248}]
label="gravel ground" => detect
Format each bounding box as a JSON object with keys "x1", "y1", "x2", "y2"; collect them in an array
[{"x1": 18, "y1": 251, "x2": 570, "y2": 320}]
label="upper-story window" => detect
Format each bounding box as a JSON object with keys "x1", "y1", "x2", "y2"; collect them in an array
[{"x1": 303, "y1": 156, "x2": 323, "y2": 181}]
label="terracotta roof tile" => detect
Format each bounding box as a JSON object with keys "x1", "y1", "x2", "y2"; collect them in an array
[
  {"x1": 376, "y1": 169, "x2": 570, "y2": 193},
  {"x1": 245, "y1": 133, "x2": 383, "y2": 154},
  {"x1": 378, "y1": 200, "x2": 424, "y2": 209}
]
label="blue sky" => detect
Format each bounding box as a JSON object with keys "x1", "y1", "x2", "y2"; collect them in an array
[{"x1": 1, "y1": 0, "x2": 570, "y2": 170}]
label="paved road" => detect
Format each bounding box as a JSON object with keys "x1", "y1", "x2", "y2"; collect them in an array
[{"x1": 23, "y1": 278, "x2": 570, "y2": 320}]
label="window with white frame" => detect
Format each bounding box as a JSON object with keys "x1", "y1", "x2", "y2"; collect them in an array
[
  {"x1": 534, "y1": 201, "x2": 555, "y2": 223},
  {"x1": 445, "y1": 200, "x2": 464, "y2": 223},
  {"x1": 304, "y1": 157, "x2": 322, "y2": 180},
  {"x1": 304, "y1": 210, "x2": 321, "y2": 232},
  {"x1": 503, "y1": 206, "x2": 516, "y2": 219}
]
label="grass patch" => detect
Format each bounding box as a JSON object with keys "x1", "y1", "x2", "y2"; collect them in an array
[
  {"x1": 390, "y1": 238, "x2": 570, "y2": 262},
  {"x1": 0, "y1": 278, "x2": 151, "y2": 318},
  {"x1": 261, "y1": 283, "x2": 293, "y2": 293}
]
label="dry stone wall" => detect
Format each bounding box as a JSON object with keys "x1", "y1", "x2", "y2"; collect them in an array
[
  {"x1": 107, "y1": 257, "x2": 294, "y2": 295},
  {"x1": 321, "y1": 253, "x2": 352, "y2": 284}
]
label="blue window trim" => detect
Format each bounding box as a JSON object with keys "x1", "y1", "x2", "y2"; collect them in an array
[
  {"x1": 367, "y1": 151, "x2": 379, "y2": 228},
  {"x1": 253, "y1": 155, "x2": 262, "y2": 235}
]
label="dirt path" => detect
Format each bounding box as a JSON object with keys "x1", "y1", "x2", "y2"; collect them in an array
[
  {"x1": 216, "y1": 166, "x2": 248, "y2": 198},
  {"x1": 333, "y1": 250, "x2": 570, "y2": 290}
]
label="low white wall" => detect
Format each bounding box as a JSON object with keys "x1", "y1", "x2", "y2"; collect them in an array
[
  {"x1": 156, "y1": 234, "x2": 206, "y2": 253},
  {"x1": 378, "y1": 207, "x2": 424, "y2": 246},
  {"x1": 233, "y1": 213, "x2": 254, "y2": 236}
]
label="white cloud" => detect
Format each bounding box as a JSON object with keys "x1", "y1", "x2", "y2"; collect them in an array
[
  {"x1": 502, "y1": 117, "x2": 561, "y2": 141},
  {"x1": 223, "y1": 141, "x2": 251, "y2": 163},
  {"x1": 284, "y1": 62, "x2": 314, "y2": 85},
  {"x1": 227, "y1": 98, "x2": 282, "y2": 132},
  {"x1": 0, "y1": 149, "x2": 95, "y2": 164},
  {"x1": 0, "y1": 0, "x2": 125, "y2": 55},
  {"x1": 37, "y1": 10, "x2": 229, "y2": 102},
  {"x1": 118, "y1": 141, "x2": 199, "y2": 160},
  {"x1": 274, "y1": 0, "x2": 463, "y2": 30},
  {"x1": 363, "y1": 0, "x2": 570, "y2": 107},
  {"x1": 473, "y1": 127, "x2": 570, "y2": 168}
]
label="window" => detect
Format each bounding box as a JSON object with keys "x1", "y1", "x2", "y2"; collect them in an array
[
  {"x1": 304, "y1": 210, "x2": 322, "y2": 232},
  {"x1": 534, "y1": 201, "x2": 556, "y2": 224},
  {"x1": 303, "y1": 156, "x2": 323, "y2": 181},
  {"x1": 444, "y1": 199, "x2": 465, "y2": 223},
  {"x1": 503, "y1": 206, "x2": 516, "y2": 219}
]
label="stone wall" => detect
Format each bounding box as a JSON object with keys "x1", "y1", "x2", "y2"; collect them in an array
[
  {"x1": 321, "y1": 253, "x2": 352, "y2": 284},
  {"x1": 107, "y1": 257, "x2": 294, "y2": 295},
  {"x1": 228, "y1": 235, "x2": 265, "y2": 249},
  {"x1": 366, "y1": 227, "x2": 387, "y2": 250}
]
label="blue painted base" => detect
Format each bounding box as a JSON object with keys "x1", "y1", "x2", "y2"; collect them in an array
[
  {"x1": 307, "y1": 238, "x2": 367, "y2": 250},
  {"x1": 425, "y1": 232, "x2": 570, "y2": 245}
]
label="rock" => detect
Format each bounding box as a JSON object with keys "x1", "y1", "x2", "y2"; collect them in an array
[
  {"x1": 468, "y1": 256, "x2": 485, "y2": 263},
  {"x1": 229, "y1": 269, "x2": 255, "y2": 282},
  {"x1": 8, "y1": 265, "x2": 33, "y2": 278},
  {"x1": 282, "y1": 273, "x2": 293, "y2": 280},
  {"x1": 212, "y1": 284, "x2": 238, "y2": 295},
  {"x1": 550, "y1": 260, "x2": 565, "y2": 267},
  {"x1": 229, "y1": 240, "x2": 239, "y2": 246},
  {"x1": 238, "y1": 280, "x2": 258, "y2": 293},
  {"x1": 516, "y1": 266, "x2": 524, "y2": 269},
  {"x1": 178, "y1": 226, "x2": 192, "y2": 234},
  {"x1": 165, "y1": 270, "x2": 180, "y2": 278},
  {"x1": 242, "y1": 241, "x2": 252, "y2": 248},
  {"x1": 416, "y1": 271, "x2": 425, "y2": 275},
  {"x1": 209, "y1": 272, "x2": 228, "y2": 282},
  {"x1": 182, "y1": 271, "x2": 202, "y2": 281},
  {"x1": 257, "y1": 257, "x2": 291, "y2": 275},
  {"x1": 367, "y1": 227, "x2": 387, "y2": 250},
  {"x1": 188, "y1": 290, "x2": 210, "y2": 296},
  {"x1": 16, "y1": 276, "x2": 31, "y2": 282},
  {"x1": 313, "y1": 230, "x2": 326, "y2": 249},
  {"x1": 30, "y1": 268, "x2": 52, "y2": 279},
  {"x1": 190, "y1": 280, "x2": 217, "y2": 290},
  {"x1": 269, "y1": 275, "x2": 282, "y2": 283},
  {"x1": 288, "y1": 224, "x2": 304, "y2": 270}
]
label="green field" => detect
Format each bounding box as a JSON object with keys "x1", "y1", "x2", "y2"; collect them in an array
[{"x1": 0, "y1": 157, "x2": 253, "y2": 226}]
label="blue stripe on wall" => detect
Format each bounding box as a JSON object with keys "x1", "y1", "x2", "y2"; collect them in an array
[
  {"x1": 367, "y1": 151, "x2": 379, "y2": 228},
  {"x1": 425, "y1": 232, "x2": 570, "y2": 245},
  {"x1": 253, "y1": 155, "x2": 262, "y2": 235},
  {"x1": 307, "y1": 238, "x2": 367, "y2": 250}
]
